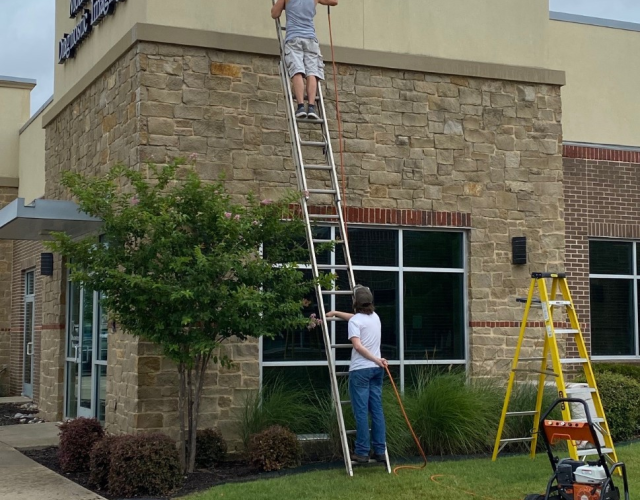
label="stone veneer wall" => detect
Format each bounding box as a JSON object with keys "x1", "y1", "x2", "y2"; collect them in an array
[
  {"x1": 44, "y1": 40, "x2": 564, "y2": 442},
  {"x1": 0, "y1": 186, "x2": 17, "y2": 396}
]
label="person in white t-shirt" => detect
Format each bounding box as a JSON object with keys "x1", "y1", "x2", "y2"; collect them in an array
[{"x1": 326, "y1": 285, "x2": 388, "y2": 463}]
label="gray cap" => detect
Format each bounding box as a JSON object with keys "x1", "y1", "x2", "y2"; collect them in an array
[{"x1": 353, "y1": 285, "x2": 373, "y2": 308}]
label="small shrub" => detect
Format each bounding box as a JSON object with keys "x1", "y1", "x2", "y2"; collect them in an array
[
  {"x1": 58, "y1": 418, "x2": 104, "y2": 473},
  {"x1": 195, "y1": 428, "x2": 227, "y2": 468},
  {"x1": 89, "y1": 435, "x2": 123, "y2": 490},
  {"x1": 248, "y1": 425, "x2": 300, "y2": 471},
  {"x1": 593, "y1": 372, "x2": 640, "y2": 441},
  {"x1": 108, "y1": 434, "x2": 183, "y2": 497}
]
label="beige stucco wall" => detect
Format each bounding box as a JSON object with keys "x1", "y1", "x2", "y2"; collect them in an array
[
  {"x1": 146, "y1": 0, "x2": 550, "y2": 68},
  {"x1": 19, "y1": 102, "x2": 50, "y2": 204},
  {"x1": 0, "y1": 83, "x2": 33, "y2": 180},
  {"x1": 550, "y1": 20, "x2": 640, "y2": 148},
  {"x1": 54, "y1": 0, "x2": 551, "y2": 102}
]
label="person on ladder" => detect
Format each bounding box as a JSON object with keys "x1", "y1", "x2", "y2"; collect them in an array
[
  {"x1": 327, "y1": 286, "x2": 388, "y2": 464},
  {"x1": 271, "y1": 0, "x2": 338, "y2": 120}
]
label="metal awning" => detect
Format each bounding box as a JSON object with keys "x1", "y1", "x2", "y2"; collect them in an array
[{"x1": 0, "y1": 198, "x2": 103, "y2": 240}]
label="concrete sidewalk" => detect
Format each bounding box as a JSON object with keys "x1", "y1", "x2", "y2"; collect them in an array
[{"x1": 0, "y1": 422, "x2": 106, "y2": 500}]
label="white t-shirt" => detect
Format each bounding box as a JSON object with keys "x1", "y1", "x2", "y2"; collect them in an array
[{"x1": 348, "y1": 312, "x2": 382, "y2": 371}]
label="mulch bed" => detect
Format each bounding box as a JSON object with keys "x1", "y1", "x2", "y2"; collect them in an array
[
  {"x1": 23, "y1": 446, "x2": 321, "y2": 499},
  {"x1": 0, "y1": 403, "x2": 39, "y2": 426}
]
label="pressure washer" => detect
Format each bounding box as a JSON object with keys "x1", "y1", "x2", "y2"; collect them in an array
[{"x1": 524, "y1": 398, "x2": 629, "y2": 500}]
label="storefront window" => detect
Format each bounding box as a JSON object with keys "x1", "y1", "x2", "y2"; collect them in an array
[
  {"x1": 262, "y1": 227, "x2": 467, "y2": 392},
  {"x1": 589, "y1": 240, "x2": 638, "y2": 357}
]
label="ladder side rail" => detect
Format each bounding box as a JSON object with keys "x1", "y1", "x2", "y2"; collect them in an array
[
  {"x1": 273, "y1": 12, "x2": 353, "y2": 476},
  {"x1": 530, "y1": 338, "x2": 551, "y2": 458},
  {"x1": 559, "y1": 279, "x2": 620, "y2": 465},
  {"x1": 540, "y1": 277, "x2": 578, "y2": 460},
  {"x1": 492, "y1": 278, "x2": 537, "y2": 461},
  {"x1": 316, "y1": 84, "x2": 357, "y2": 292}
]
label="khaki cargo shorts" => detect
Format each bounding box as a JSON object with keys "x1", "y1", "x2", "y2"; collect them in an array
[{"x1": 284, "y1": 37, "x2": 325, "y2": 80}]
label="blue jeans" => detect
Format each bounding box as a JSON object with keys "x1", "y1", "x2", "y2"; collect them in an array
[{"x1": 349, "y1": 367, "x2": 386, "y2": 456}]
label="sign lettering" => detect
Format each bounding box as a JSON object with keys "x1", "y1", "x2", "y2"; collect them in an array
[
  {"x1": 58, "y1": 0, "x2": 127, "y2": 64},
  {"x1": 69, "y1": 0, "x2": 90, "y2": 18}
]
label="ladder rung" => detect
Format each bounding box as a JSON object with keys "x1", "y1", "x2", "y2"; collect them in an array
[
  {"x1": 571, "y1": 417, "x2": 605, "y2": 424},
  {"x1": 331, "y1": 344, "x2": 353, "y2": 349},
  {"x1": 336, "y1": 372, "x2": 350, "y2": 377},
  {"x1": 565, "y1": 387, "x2": 596, "y2": 395},
  {"x1": 301, "y1": 140, "x2": 327, "y2": 147},
  {"x1": 308, "y1": 214, "x2": 340, "y2": 220},
  {"x1": 317, "y1": 264, "x2": 349, "y2": 270},
  {"x1": 513, "y1": 368, "x2": 558, "y2": 377},
  {"x1": 519, "y1": 357, "x2": 544, "y2": 362},
  {"x1": 307, "y1": 188, "x2": 337, "y2": 195},
  {"x1": 506, "y1": 411, "x2": 538, "y2": 417},
  {"x1": 346, "y1": 430, "x2": 357, "y2": 436},
  {"x1": 549, "y1": 300, "x2": 571, "y2": 306},
  {"x1": 554, "y1": 329, "x2": 579, "y2": 334},
  {"x1": 297, "y1": 117, "x2": 323, "y2": 124},
  {"x1": 305, "y1": 165, "x2": 332, "y2": 171},
  {"x1": 577, "y1": 447, "x2": 613, "y2": 457},
  {"x1": 340, "y1": 400, "x2": 351, "y2": 405},
  {"x1": 500, "y1": 437, "x2": 534, "y2": 443},
  {"x1": 517, "y1": 297, "x2": 541, "y2": 304},
  {"x1": 312, "y1": 239, "x2": 344, "y2": 244},
  {"x1": 321, "y1": 290, "x2": 353, "y2": 295},
  {"x1": 560, "y1": 358, "x2": 588, "y2": 364},
  {"x1": 326, "y1": 317, "x2": 345, "y2": 322}
]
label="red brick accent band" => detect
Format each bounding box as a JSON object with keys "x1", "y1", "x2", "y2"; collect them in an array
[
  {"x1": 300, "y1": 205, "x2": 471, "y2": 227},
  {"x1": 563, "y1": 144, "x2": 640, "y2": 164},
  {"x1": 41, "y1": 324, "x2": 66, "y2": 330},
  {"x1": 470, "y1": 321, "x2": 588, "y2": 329}
]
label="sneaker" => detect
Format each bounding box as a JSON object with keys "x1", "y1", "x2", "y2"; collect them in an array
[
  {"x1": 295, "y1": 104, "x2": 307, "y2": 119},
  {"x1": 372, "y1": 453, "x2": 387, "y2": 463},
  {"x1": 307, "y1": 105, "x2": 320, "y2": 120},
  {"x1": 351, "y1": 453, "x2": 369, "y2": 464}
]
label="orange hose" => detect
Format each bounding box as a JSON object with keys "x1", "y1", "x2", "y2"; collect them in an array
[
  {"x1": 384, "y1": 365, "x2": 428, "y2": 475},
  {"x1": 327, "y1": 7, "x2": 349, "y2": 240}
]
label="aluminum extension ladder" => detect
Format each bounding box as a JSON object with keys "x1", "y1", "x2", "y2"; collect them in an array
[
  {"x1": 272, "y1": 5, "x2": 391, "y2": 476},
  {"x1": 492, "y1": 272, "x2": 619, "y2": 466}
]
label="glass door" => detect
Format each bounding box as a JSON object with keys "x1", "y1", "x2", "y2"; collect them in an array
[
  {"x1": 22, "y1": 271, "x2": 35, "y2": 398},
  {"x1": 65, "y1": 278, "x2": 108, "y2": 421}
]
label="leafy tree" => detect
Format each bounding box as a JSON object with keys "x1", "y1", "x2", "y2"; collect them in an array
[{"x1": 47, "y1": 159, "x2": 330, "y2": 473}]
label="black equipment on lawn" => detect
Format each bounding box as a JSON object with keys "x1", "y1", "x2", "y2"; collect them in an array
[{"x1": 524, "y1": 398, "x2": 629, "y2": 500}]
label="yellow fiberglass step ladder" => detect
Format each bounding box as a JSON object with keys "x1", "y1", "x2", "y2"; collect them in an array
[
  {"x1": 492, "y1": 272, "x2": 618, "y2": 466},
  {"x1": 272, "y1": 5, "x2": 391, "y2": 477}
]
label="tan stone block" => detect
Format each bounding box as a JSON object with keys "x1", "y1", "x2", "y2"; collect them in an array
[
  {"x1": 370, "y1": 171, "x2": 402, "y2": 185},
  {"x1": 428, "y1": 95, "x2": 460, "y2": 113},
  {"x1": 139, "y1": 102, "x2": 174, "y2": 118},
  {"x1": 135, "y1": 413, "x2": 164, "y2": 429},
  {"x1": 174, "y1": 106, "x2": 203, "y2": 120},
  {"x1": 211, "y1": 62, "x2": 242, "y2": 78},
  {"x1": 193, "y1": 120, "x2": 225, "y2": 137},
  {"x1": 402, "y1": 114, "x2": 427, "y2": 126},
  {"x1": 247, "y1": 100, "x2": 277, "y2": 115},
  {"x1": 437, "y1": 83, "x2": 459, "y2": 97},
  {"x1": 413, "y1": 81, "x2": 437, "y2": 94},
  {"x1": 183, "y1": 88, "x2": 209, "y2": 106},
  {"x1": 435, "y1": 135, "x2": 464, "y2": 150},
  {"x1": 148, "y1": 59, "x2": 183, "y2": 76},
  {"x1": 148, "y1": 118, "x2": 175, "y2": 136},
  {"x1": 344, "y1": 139, "x2": 375, "y2": 154},
  {"x1": 140, "y1": 72, "x2": 168, "y2": 89}
]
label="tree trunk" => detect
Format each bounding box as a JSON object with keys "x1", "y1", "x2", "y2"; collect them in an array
[
  {"x1": 187, "y1": 351, "x2": 213, "y2": 473},
  {"x1": 178, "y1": 363, "x2": 187, "y2": 473}
]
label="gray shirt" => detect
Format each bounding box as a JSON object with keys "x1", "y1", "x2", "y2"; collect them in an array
[{"x1": 285, "y1": 0, "x2": 317, "y2": 42}]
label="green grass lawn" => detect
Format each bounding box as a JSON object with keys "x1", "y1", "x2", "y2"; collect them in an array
[{"x1": 187, "y1": 443, "x2": 639, "y2": 500}]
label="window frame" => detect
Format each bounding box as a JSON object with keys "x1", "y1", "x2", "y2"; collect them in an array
[
  {"x1": 259, "y1": 225, "x2": 469, "y2": 392},
  {"x1": 589, "y1": 238, "x2": 640, "y2": 360}
]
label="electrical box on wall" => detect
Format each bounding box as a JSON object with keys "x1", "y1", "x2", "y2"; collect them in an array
[{"x1": 512, "y1": 237, "x2": 527, "y2": 265}]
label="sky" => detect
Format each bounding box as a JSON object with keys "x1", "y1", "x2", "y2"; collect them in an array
[{"x1": 1, "y1": 0, "x2": 640, "y2": 116}]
